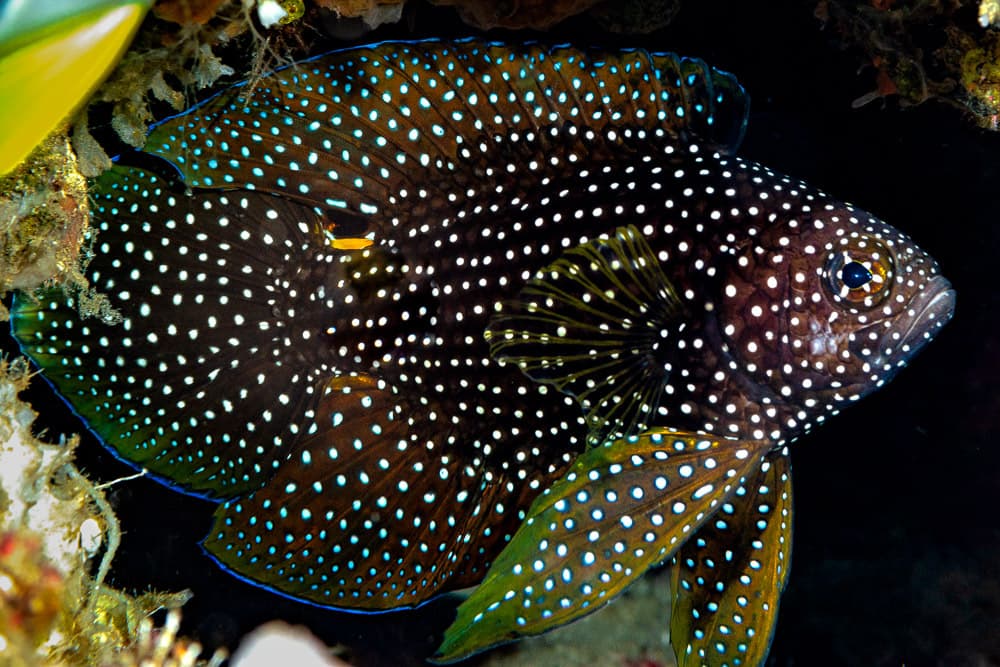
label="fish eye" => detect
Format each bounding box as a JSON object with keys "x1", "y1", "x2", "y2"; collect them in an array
[
  {"x1": 824, "y1": 239, "x2": 893, "y2": 308},
  {"x1": 840, "y1": 261, "x2": 872, "y2": 289}
]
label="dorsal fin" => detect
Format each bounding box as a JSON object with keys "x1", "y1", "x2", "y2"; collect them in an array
[{"x1": 145, "y1": 40, "x2": 748, "y2": 232}]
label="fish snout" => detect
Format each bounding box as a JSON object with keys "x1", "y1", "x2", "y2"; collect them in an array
[{"x1": 898, "y1": 274, "x2": 956, "y2": 357}]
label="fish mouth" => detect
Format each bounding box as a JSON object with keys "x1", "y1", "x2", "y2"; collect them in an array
[{"x1": 896, "y1": 274, "x2": 956, "y2": 356}]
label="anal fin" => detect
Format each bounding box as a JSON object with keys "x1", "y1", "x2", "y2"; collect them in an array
[{"x1": 204, "y1": 374, "x2": 512, "y2": 610}]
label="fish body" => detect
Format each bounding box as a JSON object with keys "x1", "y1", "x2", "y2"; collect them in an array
[{"x1": 10, "y1": 40, "x2": 954, "y2": 664}]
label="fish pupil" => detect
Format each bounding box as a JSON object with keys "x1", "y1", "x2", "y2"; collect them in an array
[{"x1": 840, "y1": 261, "x2": 872, "y2": 289}]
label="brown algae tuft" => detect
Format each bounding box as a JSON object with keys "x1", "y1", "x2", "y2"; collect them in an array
[{"x1": 0, "y1": 135, "x2": 89, "y2": 304}]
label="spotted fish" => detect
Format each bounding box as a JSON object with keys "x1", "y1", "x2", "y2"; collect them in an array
[{"x1": 10, "y1": 39, "x2": 955, "y2": 664}]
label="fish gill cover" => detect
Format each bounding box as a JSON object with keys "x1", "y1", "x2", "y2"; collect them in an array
[{"x1": 9, "y1": 39, "x2": 955, "y2": 665}]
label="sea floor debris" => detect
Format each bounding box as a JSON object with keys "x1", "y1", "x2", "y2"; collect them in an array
[{"x1": 0, "y1": 358, "x2": 212, "y2": 666}]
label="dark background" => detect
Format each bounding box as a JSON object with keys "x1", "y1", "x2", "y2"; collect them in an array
[{"x1": 6, "y1": 1, "x2": 998, "y2": 665}]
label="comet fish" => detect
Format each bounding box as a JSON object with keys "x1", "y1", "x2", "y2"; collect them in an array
[{"x1": 10, "y1": 39, "x2": 955, "y2": 664}]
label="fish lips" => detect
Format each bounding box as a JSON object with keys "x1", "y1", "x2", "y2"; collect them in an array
[
  {"x1": 899, "y1": 274, "x2": 956, "y2": 352},
  {"x1": 875, "y1": 274, "x2": 956, "y2": 375}
]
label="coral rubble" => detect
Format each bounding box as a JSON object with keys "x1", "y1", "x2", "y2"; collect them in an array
[
  {"x1": 0, "y1": 136, "x2": 89, "y2": 303},
  {"x1": 0, "y1": 359, "x2": 208, "y2": 666},
  {"x1": 819, "y1": 0, "x2": 1000, "y2": 129}
]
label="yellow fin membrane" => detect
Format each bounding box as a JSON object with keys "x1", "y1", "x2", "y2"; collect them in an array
[
  {"x1": 434, "y1": 430, "x2": 770, "y2": 663},
  {"x1": 670, "y1": 449, "x2": 793, "y2": 667}
]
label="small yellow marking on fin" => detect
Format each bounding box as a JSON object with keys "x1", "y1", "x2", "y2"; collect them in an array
[
  {"x1": 323, "y1": 373, "x2": 380, "y2": 392},
  {"x1": 331, "y1": 237, "x2": 374, "y2": 250}
]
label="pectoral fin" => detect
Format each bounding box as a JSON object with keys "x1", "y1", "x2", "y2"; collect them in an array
[
  {"x1": 670, "y1": 448, "x2": 793, "y2": 667},
  {"x1": 486, "y1": 225, "x2": 683, "y2": 446},
  {"x1": 433, "y1": 430, "x2": 770, "y2": 663}
]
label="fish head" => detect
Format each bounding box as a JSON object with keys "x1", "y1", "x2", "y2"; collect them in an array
[{"x1": 716, "y1": 195, "x2": 955, "y2": 432}]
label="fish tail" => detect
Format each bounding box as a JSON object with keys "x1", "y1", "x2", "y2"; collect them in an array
[{"x1": 11, "y1": 163, "x2": 337, "y2": 497}]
